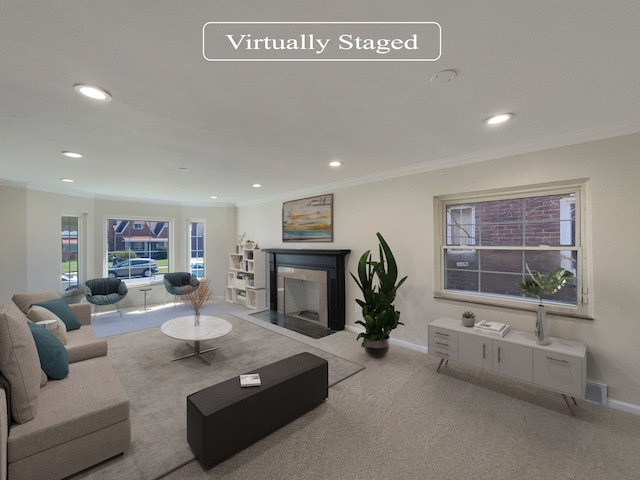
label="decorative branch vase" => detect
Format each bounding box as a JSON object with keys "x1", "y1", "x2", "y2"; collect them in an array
[
  {"x1": 535, "y1": 304, "x2": 551, "y2": 346},
  {"x1": 194, "y1": 312, "x2": 201, "y2": 326}
]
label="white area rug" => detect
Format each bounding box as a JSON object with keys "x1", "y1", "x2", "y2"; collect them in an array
[{"x1": 73, "y1": 313, "x2": 364, "y2": 480}]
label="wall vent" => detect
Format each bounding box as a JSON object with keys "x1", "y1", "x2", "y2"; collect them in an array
[{"x1": 584, "y1": 381, "x2": 608, "y2": 405}]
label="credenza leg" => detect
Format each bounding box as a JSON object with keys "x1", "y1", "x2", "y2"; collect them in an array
[
  {"x1": 561, "y1": 394, "x2": 576, "y2": 416},
  {"x1": 436, "y1": 358, "x2": 448, "y2": 373}
]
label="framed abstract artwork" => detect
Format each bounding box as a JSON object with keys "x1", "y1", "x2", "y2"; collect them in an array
[{"x1": 282, "y1": 194, "x2": 333, "y2": 242}]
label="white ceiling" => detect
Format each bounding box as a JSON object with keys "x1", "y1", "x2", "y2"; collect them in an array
[{"x1": 2, "y1": 1, "x2": 640, "y2": 206}]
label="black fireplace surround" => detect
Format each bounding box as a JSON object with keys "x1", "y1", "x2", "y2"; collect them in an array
[{"x1": 262, "y1": 249, "x2": 350, "y2": 331}]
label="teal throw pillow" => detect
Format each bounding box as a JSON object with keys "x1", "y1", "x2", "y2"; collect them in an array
[
  {"x1": 32, "y1": 297, "x2": 81, "y2": 331},
  {"x1": 27, "y1": 322, "x2": 69, "y2": 380}
]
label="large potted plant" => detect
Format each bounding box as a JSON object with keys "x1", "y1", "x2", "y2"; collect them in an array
[
  {"x1": 517, "y1": 264, "x2": 573, "y2": 345},
  {"x1": 351, "y1": 232, "x2": 407, "y2": 358}
]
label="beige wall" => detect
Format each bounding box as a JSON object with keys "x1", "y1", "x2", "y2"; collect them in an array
[
  {"x1": 237, "y1": 133, "x2": 640, "y2": 406},
  {"x1": 0, "y1": 184, "x2": 28, "y2": 300},
  {"x1": 0, "y1": 190, "x2": 237, "y2": 307}
]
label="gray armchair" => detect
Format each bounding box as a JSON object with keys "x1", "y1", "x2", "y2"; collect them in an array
[
  {"x1": 164, "y1": 272, "x2": 200, "y2": 305},
  {"x1": 84, "y1": 278, "x2": 128, "y2": 318}
]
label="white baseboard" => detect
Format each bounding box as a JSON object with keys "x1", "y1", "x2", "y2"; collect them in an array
[
  {"x1": 344, "y1": 325, "x2": 427, "y2": 354},
  {"x1": 607, "y1": 399, "x2": 640, "y2": 416},
  {"x1": 388, "y1": 336, "x2": 429, "y2": 353},
  {"x1": 344, "y1": 325, "x2": 640, "y2": 415}
]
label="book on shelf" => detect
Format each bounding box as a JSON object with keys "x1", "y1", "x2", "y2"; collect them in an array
[
  {"x1": 473, "y1": 321, "x2": 511, "y2": 337},
  {"x1": 239, "y1": 374, "x2": 261, "y2": 387}
]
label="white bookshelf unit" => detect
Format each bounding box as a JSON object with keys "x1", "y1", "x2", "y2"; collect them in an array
[
  {"x1": 225, "y1": 244, "x2": 265, "y2": 309},
  {"x1": 428, "y1": 317, "x2": 587, "y2": 416}
]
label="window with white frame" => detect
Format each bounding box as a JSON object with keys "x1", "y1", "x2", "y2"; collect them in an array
[
  {"x1": 106, "y1": 218, "x2": 170, "y2": 285},
  {"x1": 435, "y1": 182, "x2": 590, "y2": 318},
  {"x1": 446, "y1": 205, "x2": 476, "y2": 251},
  {"x1": 61, "y1": 215, "x2": 81, "y2": 293},
  {"x1": 188, "y1": 221, "x2": 205, "y2": 278}
]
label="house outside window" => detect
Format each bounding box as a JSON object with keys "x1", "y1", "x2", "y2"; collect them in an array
[
  {"x1": 61, "y1": 215, "x2": 81, "y2": 293},
  {"x1": 189, "y1": 221, "x2": 205, "y2": 278},
  {"x1": 106, "y1": 218, "x2": 170, "y2": 285},
  {"x1": 435, "y1": 182, "x2": 590, "y2": 318}
]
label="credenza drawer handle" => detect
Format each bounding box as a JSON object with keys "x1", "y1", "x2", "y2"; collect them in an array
[
  {"x1": 435, "y1": 341, "x2": 449, "y2": 347},
  {"x1": 546, "y1": 356, "x2": 569, "y2": 364},
  {"x1": 435, "y1": 351, "x2": 449, "y2": 357},
  {"x1": 435, "y1": 332, "x2": 449, "y2": 337}
]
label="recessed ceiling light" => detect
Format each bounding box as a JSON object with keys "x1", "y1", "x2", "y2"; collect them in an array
[
  {"x1": 210, "y1": 195, "x2": 218, "y2": 199},
  {"x1": 73, "y1": 84, "x2": 112, "y2": 102},
  {"x1": 252, "y1": 183, "x2": 262, "y2": 188},
  {"x1": 60, "y1": 178, "x2": 75, "y2": 183},
  {"x1": 485, "y1": 113, "x2": 514, "y2": 125},
  {"x1": 61, "y1": 151, "x2": 83, "y2": 158},
  {"x1": 329, "y1": 160, "x2": 342, "y2": 167}
]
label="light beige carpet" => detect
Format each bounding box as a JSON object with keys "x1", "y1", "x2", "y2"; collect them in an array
[
  {"x1": 71, "y1": 313, "x2": 364, "y2": 480},
  {"x1": 159, "y1": 330, "x2": 640, "y2": 480}
]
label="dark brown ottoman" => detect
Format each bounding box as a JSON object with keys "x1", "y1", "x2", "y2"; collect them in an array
[{"x1": 187, "y1": 352, "x2": 328, "y2": 469}]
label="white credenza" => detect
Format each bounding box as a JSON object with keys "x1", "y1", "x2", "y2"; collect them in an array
[{"x1": 428, "y1": 317, "x2": 586, "y2": 415}]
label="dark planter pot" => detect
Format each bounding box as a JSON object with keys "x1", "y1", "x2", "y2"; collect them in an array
[{"x1": 364, "y1": 338, "x2": 390, "y2": 358}]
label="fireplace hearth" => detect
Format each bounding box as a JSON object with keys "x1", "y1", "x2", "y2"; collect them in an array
[{"x1": 262, "y1": 249, "x2": 350, "y2": 331}]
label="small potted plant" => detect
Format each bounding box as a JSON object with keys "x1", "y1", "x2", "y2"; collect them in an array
[{"x1": 461, "y1": 310, "x2": 476, "y2": 327}]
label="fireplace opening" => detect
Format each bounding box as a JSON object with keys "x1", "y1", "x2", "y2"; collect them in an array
[
  {"x1": 276, "y1": 266, "x2": 328, "y2": 328},
  {"x1": 284, "y1": 278, "x2": 320, "y2": 323}
]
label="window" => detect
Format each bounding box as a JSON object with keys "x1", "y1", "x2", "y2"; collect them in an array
[
  {"x1": 189, "y1": 221, "x2": 205, "y2": 278},
  {"x1": 61, "y1": 216, "x2": 81, "y2": 293},
  {"x1": 435, "y1": 182, "x2": 590, "y2": 318},
  {"x1": 106, "y1": 218, "x2": 170, "y2": 285},
  {"x1": 446, "y1": 205, "x2": 475, "y2": 251}
]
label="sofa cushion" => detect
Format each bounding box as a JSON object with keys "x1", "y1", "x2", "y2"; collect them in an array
[
  {"x1": 12, "y1": 291, "x2": 59, "y2": 315},
  {"x1": 65, "y1": 328, "x2": 108, "y2": 364},
  {"x1": 27, "y1": 323, "x2": 69, "y2": 380},
  {"x1": 31, "y1": 298, "x2": 81, "y2": 331},
  {"x1": 7, "y1": 356, "x2": 130, "y2": 465},
  {"x1": 0, "y1": 303, "x2": 40, "y2": 424},
  {"x1": 69, "y1": 303, "x2": 92, "y2": 327},
  {"x1": 26, "y1": 306, "x2": 68, "y2": 345}
]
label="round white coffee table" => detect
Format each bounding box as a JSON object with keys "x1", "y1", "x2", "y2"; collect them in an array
[{"x1": 161, "y1": 315, "x2": 232, "y2": 365}]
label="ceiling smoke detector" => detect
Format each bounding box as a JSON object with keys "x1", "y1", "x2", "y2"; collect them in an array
[{"x1": 430, "y1": 70, "x2": 457, "y2": 84}]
